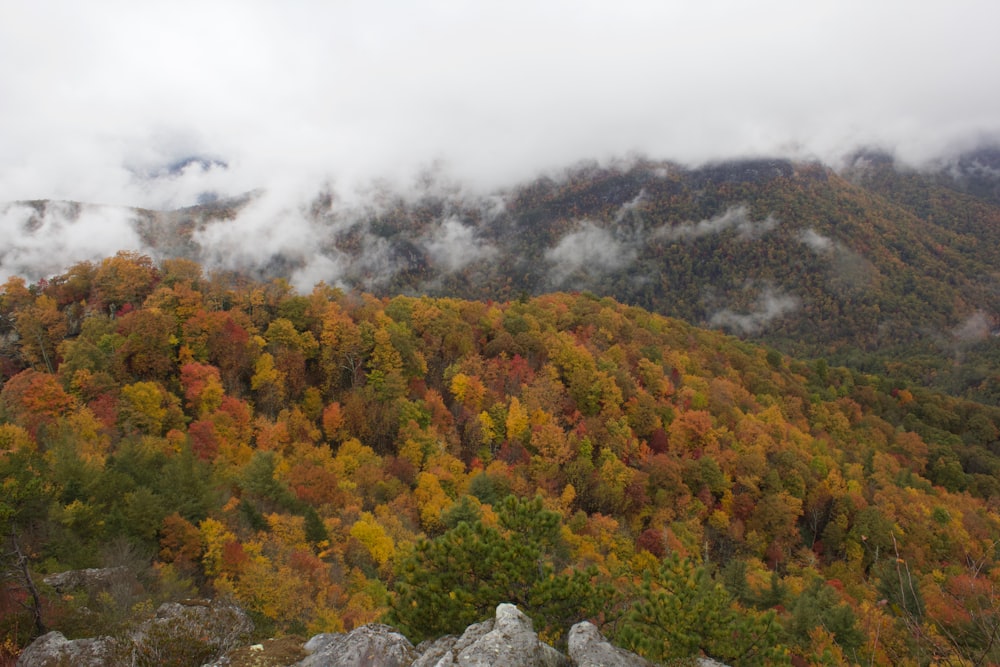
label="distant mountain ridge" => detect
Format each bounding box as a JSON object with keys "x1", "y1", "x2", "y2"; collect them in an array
[{"x1": 5, "y1": 147, "x2": 1000, "y2": 400}]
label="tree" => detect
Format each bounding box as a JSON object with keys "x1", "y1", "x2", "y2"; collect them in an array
[
  {"x1": 0, "y1": 447, "x2": 52, "y2": 640},
  {"x1": 251, "y1": 352, "x2": 286, "y2": 418},
  {"x1": 0, "y1": 369, "x2": 76, "y2": 440},
  {"x1": 15, "y1": 294, "x2": 67, "y2": 372},
  {"x1": 349, "y1": 512, "x2": 395, "y2": 567},
  {"x1": 319, "y1": 304, "x2": 365, "y2": 392},
  {"x1": 113, "y1": 309, "x2": 178, "y2": 381},
  {"x1": 118, "y1": 381, "x2": 185, "y2": 437},
  {"x1": 181, "y1": 310, "x2": 253, "y2": 392},
  {"x1": 786, "y1": 577, "x2": 864, "y2": 658},
  {"x1": 93, "y1": 251, "x2": 159, "y2": 315},
  {"x1": 388, "y1": 495, "x2": 608, "y2": 643},
  {"x1": 616, "y1": 553, "x2": 789, "y2": 665},
  {"x1": 366, "y1": 326, "x2": 406, "y2": 403}
]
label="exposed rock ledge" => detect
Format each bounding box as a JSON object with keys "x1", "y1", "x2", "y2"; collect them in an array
[{"x1": 18, "y1": 602, "x2": 728, "y2": 667}]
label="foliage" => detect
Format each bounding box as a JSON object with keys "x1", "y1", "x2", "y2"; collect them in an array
[
  {"x1": 3, "y1": 254, "x2": 1000, "y2": 663},
  {"x1": 616, "y1": 553, "x2": 789, "y2": 665},
  {"x1": 388, "y1": 495, "x2": 609, "y2": 643}
]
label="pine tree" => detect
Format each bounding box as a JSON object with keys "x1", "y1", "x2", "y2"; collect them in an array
[
  {"x1": 388, "y1": 495, "x2": 609, "y2": 643},
  {"x1": 616, "y1": 553, "x2": 789, "y2": 665}
]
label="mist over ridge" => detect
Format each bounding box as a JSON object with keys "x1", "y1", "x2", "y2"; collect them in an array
[{"x1": 6, "y1": 145, "x2": 1000, "y2": 406}]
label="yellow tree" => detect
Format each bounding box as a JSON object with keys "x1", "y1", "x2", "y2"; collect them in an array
[
  {"x1": 15, "y1": 294, "x2": 67, "y2": 372},
  {"x1": 414, "y1": 472, "x2": 452, "y2": 533},
  {"x1": 119, "y1": 381, "x2": 184, "y2": 437},
  {"x1": 349, "y1": 512, "x2": 395, "y2": 568},
  {"x1": 251, "y1": 352, "x2": 287, "y2": 418},
  {"x1": 199, "y1": 517, "x2": 237, "y2": 579},
  {"x1": 505, "y1": 396, "x2": 530, "y2": 444},
  {"x1": 366, "y1": 327, "x2": 405, "y2": 403},
  {"x1": 319, "y1": 303, "x2": 364, "y2": 392}
]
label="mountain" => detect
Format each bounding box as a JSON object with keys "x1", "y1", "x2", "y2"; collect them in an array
[{"x1": 6, "y1": 148, "x2": 1000, "y2": 401}]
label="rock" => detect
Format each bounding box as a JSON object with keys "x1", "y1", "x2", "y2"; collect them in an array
[
  {"x1": 15, "y1": 631, "x2": 113, "y2": 667},
  {"x1": 415, "y1": 603, "x2": 570, "y2": 667},
  {"x1": 42, "y1": 566, "x2": 141, "y2": 600},
  {"x1": 203, "y1": 636, "x2": 307, "y2": 667},
  {"x1": 122, "y1": 599, "x2": 253, "y2": 666},
  {"x1": 567, "y1": 621, "x2": 654, "y2": 667},
  {"x1": 412, "y1": 634, "x2": 463, "y2": 667},
  {"x1": 412, "y1": 618, "x2": 494, "y2": 667},
  {"x1": 294, "y1": 623, "x2": 419, "y2": 667},
  {"x1": 303, "y1": 633, "x2": 337, "y2": 654},
  {"x1": 18, "y1": 599, "x2": 668, "y2": 667}
]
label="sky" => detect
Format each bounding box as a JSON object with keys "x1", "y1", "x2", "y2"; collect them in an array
[{"x1": 2, "y1": 0, "x2": 999, "y2": 211}]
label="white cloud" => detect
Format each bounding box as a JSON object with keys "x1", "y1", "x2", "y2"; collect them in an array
[
  {"x1": 709, "y1": 286, "x2": 800, "y2": 334},
  {"x1": 952, "y1": 310, "x2": 994, "y2": 343},
  {"x1": 797, "y1": 228, "x2": 836, "y2": 253},
  {"x1": 613, "y1": 189, "x2": 647, "y2": 225},
  {"x1": 191, "y1": 189, "x2": 316, "y2": 272},
  {"x1": 796, "y1": 227, "x2": 876, "y2": 289},
  {"x1": 655, "y1": 205, "x2": 778, "y2": 241},
  {"x1": 423, "y1": 217, "x2": 496, "y2": 273},
  {"x1": 546, "y1": 222, "x2": 637, "y2": 285},
  {"x1": 0, "y1": 201, "x2": 147, "y2": 282},
  {"x1": 291, "y1": 253, "x2": 348, "y2": 293}
]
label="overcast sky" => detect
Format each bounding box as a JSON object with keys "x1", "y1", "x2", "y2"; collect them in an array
[{"x1": 2, "y1": 0, "x2": 999, "y2": 209}]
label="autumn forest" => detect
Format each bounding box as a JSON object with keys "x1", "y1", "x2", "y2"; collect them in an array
[{"x1": 3, "y1": 245, "x2": 1000, "y2": 665}]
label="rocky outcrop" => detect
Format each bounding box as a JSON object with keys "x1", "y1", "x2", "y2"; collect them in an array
[
  {"x1": 130, "y1": 598, "x2": 254, "y2": 656},
  {"x1": 412, "y1": 603, "x2": 569, "y2": 667},
  {"x1": 18, "y1": 599, "x2": 253, "y2": 667},
  {"x1": 15, "y1": 631, "x2": 113, "y2": 667},
  {"x1": 18, "y1": 602, "x2": 725, "y2": 666},
  {"x1": 295, "y1": 624, "x2": 419, "y2": 667},
  {"x1": 567, "y1": 621, "x2": 654, "y2": 667},
  {"x1": 42, "y1": 566, "x2": 137, "y2": 595}
]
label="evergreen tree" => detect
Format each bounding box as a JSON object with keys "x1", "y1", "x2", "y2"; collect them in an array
[
  {"x1": 616, "y1": 553, "x2": 789, "y2": 665},
  {"x1": 388, "y1": 495, "x2": 608, "y2": 643}
]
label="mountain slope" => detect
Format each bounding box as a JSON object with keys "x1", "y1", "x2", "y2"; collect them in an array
[
  {"x1": 5, "y1": 151, "x2": 1000, "y2": 400},
  {"x1": 3, "y1": 267, "x2": 1000, "y2": 663}
]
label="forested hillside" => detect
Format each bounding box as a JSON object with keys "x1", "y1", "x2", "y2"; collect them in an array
[
  {"x1": 4, "y1": 254, "x2": 1000, "y2": 664},
  {"x1": 8, "y1": 152, "x2": 1000, "y2": 404}
]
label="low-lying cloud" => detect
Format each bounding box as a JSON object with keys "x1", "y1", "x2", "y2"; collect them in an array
[
  {"x1": 797, "y1": 227, "x2": 876, "y2": 290},
  {"x1": 708, "y1": 285, "x2": 800, "y2": 334},
  {"x1": 654, "y1": 205, "x2": 778, "y2": 242},
  {"x1": 545, "y1": 222, "x2": 637, "y2": 286},
  {"x1": 423, "y1": 218, "x2": 497, "y2": 274},
  {"x1": 952, "y1": 309, "x2": 995, "y2": 343},
  {"x1": 0, "y1": 202, "x2": 147, "y2": 282},
  {"x1": 797, "y1": 228, "x2": 836, "y2": 253}
]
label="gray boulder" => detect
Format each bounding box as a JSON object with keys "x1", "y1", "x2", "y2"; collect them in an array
[
  {"x1": 43, "y1": 566, "x2": 139, "y2": 596},
  {"x1": 414, "y1": 603, "x2": 569, "y2": 667},
  {"x1": 113, "y1": 599, "x2": 252, "y2": 666},
  {"x1": 411, "y1": 618, "x2": 493, "y2": 667},
  {"x1": 15, "y1": 631, "x2": 113, "y2": 667},
  {"x1": 295, "y1": 623, "x2": 419, "y2": 667},
  {"x1": 412, "y1": 634, "x2": 464, "y2": 667},
  {"x1": 567, "y1": 621, "x2": 654, "y2": 667}
]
